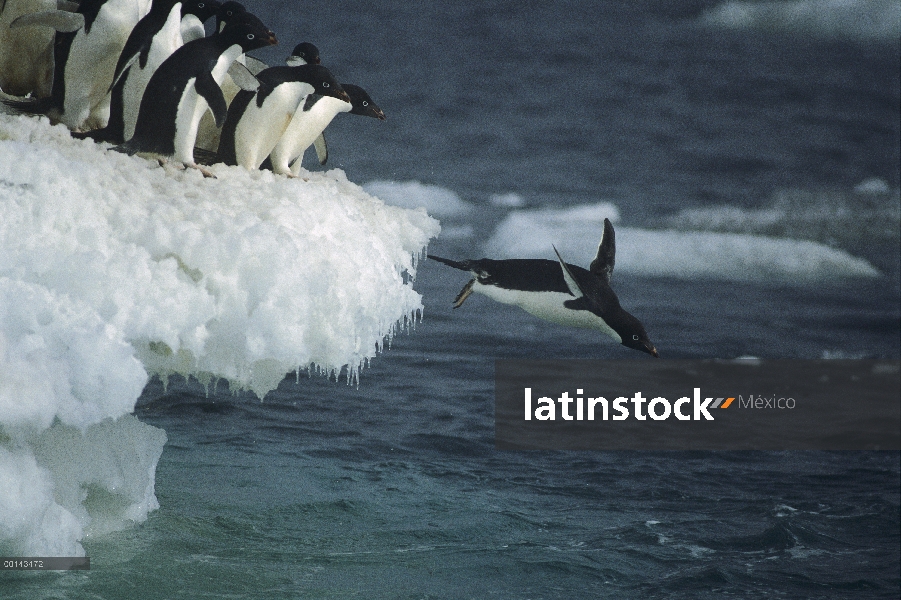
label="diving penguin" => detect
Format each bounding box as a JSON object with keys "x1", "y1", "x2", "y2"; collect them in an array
[
  {"x1": 428, "y1": 218, "x2": 659, "y2": 357},
  {"x1": 216, "y1": 64, "x2": 349, "y2": 170},
  {"x1": 111, "y1": 10, "x2": 276, "y2": 175}
]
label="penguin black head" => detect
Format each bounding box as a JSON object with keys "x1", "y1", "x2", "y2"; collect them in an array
[
  {"x1": 616, "y1": 314, "x2": 659, "y2": 358},
  {"x1": 293, "y1": 64, "x2": 349, "y2": 103},
  {"x1": 215, "y1": 1, "x2": 246, "y2": 33},
  {"x1": 342, "y1": 84, "x2": 387, "y2": 120},
  {"x1": 220, "y1": 11, "x2": 278, "y2": 52},
  {"x1": 287, "y1": 42, "x2": 321, "y2": 65},
  {"x1": 182, "y1": 0, "x2": 221, "y2": 23},
  {"x1": 552, "y1": 220, "x2": 659, "y2": 358}
]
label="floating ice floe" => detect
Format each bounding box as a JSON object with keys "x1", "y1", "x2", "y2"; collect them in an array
[
  {"x1": 701, "y1": 0, "x2": 901, "y2": 42},
  {"x1": 484, "y1": 203, "x2": 879, "y2": 282}
]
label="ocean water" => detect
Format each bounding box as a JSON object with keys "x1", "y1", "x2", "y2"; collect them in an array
[{"x1": 2, "y1": 0, "x2": 900, "y2": 598}]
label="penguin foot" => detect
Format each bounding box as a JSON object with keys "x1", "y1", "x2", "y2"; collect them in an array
[
  {"x1": 452, "y1": 279, "x2": 475, "y2": 309},
  {"x1": 185, "y1": 163, "x2": 217, "y2": 179}
]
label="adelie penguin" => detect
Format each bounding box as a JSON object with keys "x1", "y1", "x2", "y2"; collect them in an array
[
  {"x1": 429, "y1": 219, "x2": 660, "y2": 357},
  {"x1": 179, "y1": 0, "x2": 220, "y2": 42},
  {"x1": 285, "y1": 41, "x2": 320, "y2": 66},
  {"x1": 79, "y1": 0, "x2": 221, "y2": 143},
  {"x1": 216, "y1": 63, "x2": 350, "y2": 171},
  {"x1": 266, "y1": 83, "x2": 386, "y2": 175},
  {"x1": 2, "y1": 0, "x2": 154, "y2": 130},
  {"x1": 111, "y1": 11, "x2": 277, "y2": 176}
]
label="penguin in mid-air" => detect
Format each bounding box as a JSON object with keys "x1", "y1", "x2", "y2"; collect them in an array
[
  {"x1": 266, "y1": 83, "x2": 386, "y2": 176},
  {"x1": 429, "y1": 219, "x2": 659, "y2": 357},
  {"x1": 2, "y1": 0, "x2": 153, "y2": 130},
  {"x1": 216, "y1": 63, "x2": 349, "y2": 170},
  {"x1": 111, "y1": 11, "x2": 277, "y2": 176}
]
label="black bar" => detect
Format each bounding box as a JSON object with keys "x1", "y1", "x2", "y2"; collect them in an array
[{"x1": 0, "y1": 557, "x2": 90, "y2": 570}]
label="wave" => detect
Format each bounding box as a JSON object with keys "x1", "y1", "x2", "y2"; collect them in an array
[
  {"x1": 701, "y1": 0, "x2": 901, "y2": 42},
  {"x1": 483, "y1": 203, "x2": 880, "y2": 282},
  {"x1": 0, "y1": 114, "x2": 439, "y2": 555}
]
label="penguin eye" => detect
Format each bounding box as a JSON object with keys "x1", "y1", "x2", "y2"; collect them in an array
[
  {"x1": 247, "y1": 33, "x2": 255, "y2": 39},
  {"x1": 322, "y1": 82, "x2": 330, "y2": 87},
  {"x1": 632, "y1": 335, "x2": 639, "y2": 340},
  {"x1": 226, "y1": 10, "x2": 232, "y2": 15},
  {"x1": 197, "y1": 2, "x2": 204, "y2": 6},
  {"x1": 362, "y1": 101, "x2": 368, "y2": 106}
]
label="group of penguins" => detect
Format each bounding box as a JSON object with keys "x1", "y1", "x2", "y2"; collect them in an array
[
  {"x1": 0, "y1": 0, "x2": 660, "y2": 357},
  {"x1": 0, "y1": 0, "x2": 385, "y2": 177}
]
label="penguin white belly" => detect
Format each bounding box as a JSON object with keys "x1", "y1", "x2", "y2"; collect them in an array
[
  {"x1": 0, "y1": 0, "x2": 55, "y2": 97},
  {"x1": 269, "y1": 98, "x2": 350, "y2": 176},
  {"x1": 179, "y1": 14, "x2": 204, "y2": 43},
  {"x1": 63, "y1": 0, "x2": 152, "y2": 129},
  {"x1": 173, "y1": 76, "x2": 202, "y2": 162},
  {"x1": 121, "y1": 4, "x2": 184, "y2": 140},
  {"x1": 234, "y1": 82, "x2": 312, "y2": 170},
  {"x1": 474, "y1": 282, "x2": 622, "y2": 342},
  {"x1": 174, "y1": 44, "x2": 242, "y2": 163}
]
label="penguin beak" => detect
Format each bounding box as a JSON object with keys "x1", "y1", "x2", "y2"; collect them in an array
[
  {"x1": 374, "y1": 108, "x2": 387, "y2": 121},
  {"x1": 265, "y1": 32, "x2": 278, "y2": 46},
  {"x1": 337, "y1": 89, "x2": 351, "y2": 103},
  {"x1": 645, "y1": 342, "x2": 659, "y2": 358}
]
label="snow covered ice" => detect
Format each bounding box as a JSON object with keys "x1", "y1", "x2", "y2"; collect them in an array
[{"x1": 0, "y1": 113, "x2": 439, "y2": 556}]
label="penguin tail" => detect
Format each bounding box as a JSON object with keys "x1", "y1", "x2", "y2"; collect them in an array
[
  {"x1": 427, "y1": 255, "x2": 472, "y2": 271},
  {"x1": 110, "y1": 139, "x2": 141, "y2": 156},
  {"x1": 1, "y1": 96, "x2": 54, "y2": 116},
  {"x1": 192, "y1": 147, "x2": 220, "y2": 166},
  {"x1": 72, "y1": 128, "x2": 119, "y2": 144}
]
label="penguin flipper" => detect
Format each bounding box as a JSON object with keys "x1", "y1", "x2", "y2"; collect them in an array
[
  {"x1": 552, "y1": 245, "x2": 584, "y2": 298},
  {"x1": 10, "y1": 10, "x2": 85, "y2": 32},
  {"x1": 109, "y1": 57, "x2": 138, "y2": 92},
  {"x1": 313, "y1": 133, "x2": 328, "y2": 165},
  {"x1": 589, "y1": 218, "x2": 616, "y2": 284},
  {"x1": 227, "y1": 61, "x2": 261, "y2": 92},
  {"x1": 195, "y1": 72, "x2": 228, "y2": 127},
  {"x1": 243, "y1": 55, "x2": 269, "y2": 76}
]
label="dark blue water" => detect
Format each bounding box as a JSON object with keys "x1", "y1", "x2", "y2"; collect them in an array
[{"x1": 5, "y1": 1, "x2": 898, "y2": 598}]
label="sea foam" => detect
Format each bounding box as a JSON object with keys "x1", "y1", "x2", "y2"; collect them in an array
[
  {"x1": 483, "y1": 204, "x2": 880, "y2": 282},
  {"x1": 0, "y1": 114, "x2": 439, "y2": 556}
]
